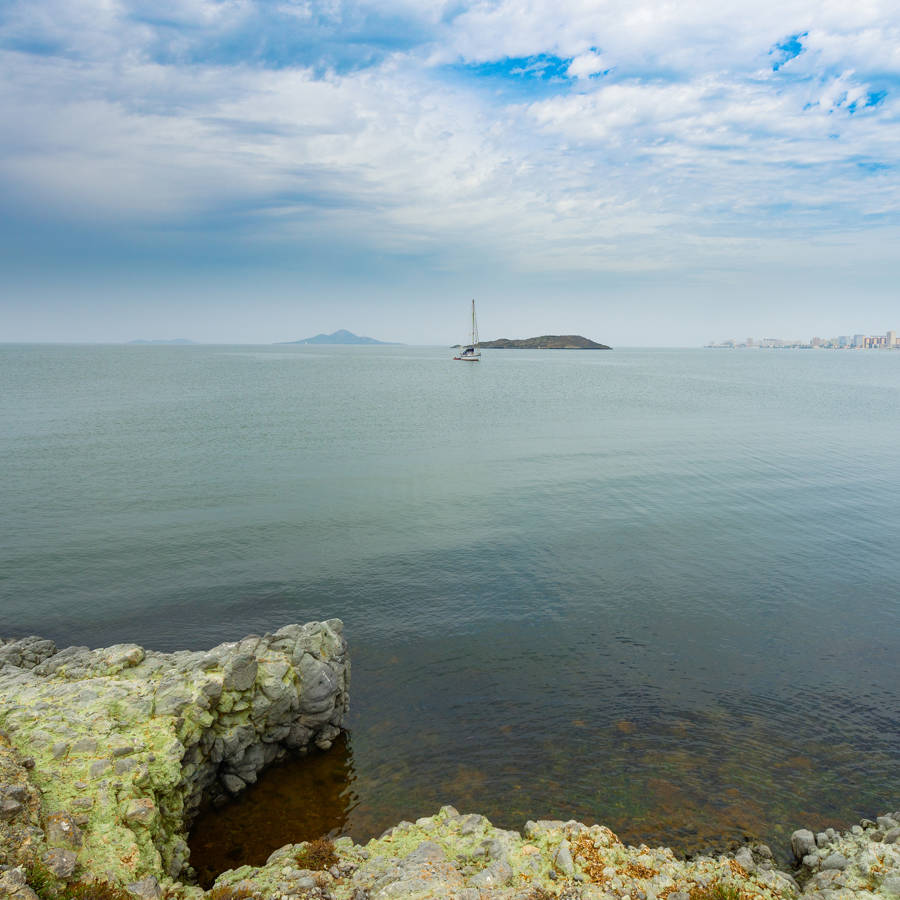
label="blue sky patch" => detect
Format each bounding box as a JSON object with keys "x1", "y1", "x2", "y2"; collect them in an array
[
  {"x1": 444, "y1": 54, "x2": 582, "y2": 100},
  {"x1": 770, "y1": 32, "x2": 807, "y2": 71},
  {"x1": 456, "y1": 54, "x2": 572, "y2": 81}
]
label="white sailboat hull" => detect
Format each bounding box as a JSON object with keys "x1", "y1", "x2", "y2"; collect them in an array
[{"x1": 454, "y1": 300, "x2": 481, "y2": 361}]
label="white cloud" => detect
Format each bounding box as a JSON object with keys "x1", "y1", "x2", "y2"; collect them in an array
[
  {"x1": 0, "y1": 0, "x2": 899, "y2": 282},
  {"x1": 566, "y1": 50, "x2": 606, "y2": 79}
]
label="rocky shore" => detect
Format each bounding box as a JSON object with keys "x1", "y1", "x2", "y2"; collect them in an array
[{"x1": 1, "y1": 626, "x2": 897, "y2": 900}]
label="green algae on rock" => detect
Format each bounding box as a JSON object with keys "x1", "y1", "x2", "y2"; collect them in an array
[{"x1": 0, "y1": 623, "x2": 348, "y2": 891}]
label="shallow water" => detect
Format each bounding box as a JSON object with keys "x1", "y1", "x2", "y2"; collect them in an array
[{"x1": 1, "y1": 344, "x2": 898, "y2": 876}]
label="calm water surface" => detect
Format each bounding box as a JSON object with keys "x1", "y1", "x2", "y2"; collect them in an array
[{"x1": 1, "y1": 345, "x2": 898, "y2": 878}]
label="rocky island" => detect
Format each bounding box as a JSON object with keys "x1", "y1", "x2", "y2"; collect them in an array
[
  {"x1": 478, "y1": 336, "x2": 611, "y2": 350},
  {"x1": 1, "y1": 626, "x2": 897, "y2": 900}
]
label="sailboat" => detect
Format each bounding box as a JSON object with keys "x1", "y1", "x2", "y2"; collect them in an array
[{"x1": 453, "y1": 299, "x2": 481, "y2": 361}]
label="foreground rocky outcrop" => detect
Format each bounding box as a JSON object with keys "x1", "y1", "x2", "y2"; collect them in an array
[
  {"x1": 1, "y1": 626, "x2": 897, "y2": 900},
  {"x1": 0, "y1": 623, "x2": 349, "y2": 889},
  {"x1": 208, "y1": 807, "x2": 900, "y2": 900}
]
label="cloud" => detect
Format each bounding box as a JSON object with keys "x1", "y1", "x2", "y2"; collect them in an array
[
  {"x1": 566, "y1": 49, "x2": 607, "y2": 79},
  {"x1": 0, "y1": 0, "x2": 899, "y2": 286}
]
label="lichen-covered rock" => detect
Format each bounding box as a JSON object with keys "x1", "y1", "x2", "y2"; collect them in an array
[
  {"x1": 0, "y1": 866, "x2": 41, "y2": 900},
  {"x1": 204, "y1": 809, "x2": 900, "y2": 900},
  {"x1": 0, "y1": 622, "x2": 349, "y2": 888},
  {"x1": 0, "y1": 637, "x2": 58, "y2": 671},
  {"x1": 0, "y1": 737, "x2": 44, "y2": 868},
  {"x1": 792, "y1": 814, "x2": 900, "y2": 899},
  {"x1": 41, "y1": 847, "x2": 78, "y2": 879}
]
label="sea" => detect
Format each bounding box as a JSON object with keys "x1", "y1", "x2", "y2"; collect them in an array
[{"x1": 1, "y1": 343, "x2": 898, "y2": 878}]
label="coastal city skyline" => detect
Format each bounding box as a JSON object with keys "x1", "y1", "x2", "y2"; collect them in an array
[
  {"x1": 707, "y1": 329, "x2": 899, "y2": 349},
  {"x1": 2, "y1": 0, "x2": 900, "y2": 345}
]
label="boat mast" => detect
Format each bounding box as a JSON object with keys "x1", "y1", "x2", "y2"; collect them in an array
[{"x1": 471, "y1": 299, "x2": 479, "y2": 348}]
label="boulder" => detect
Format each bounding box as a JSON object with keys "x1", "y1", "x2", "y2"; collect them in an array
[{"x1": 791, "y1": 828, "x2": 817, "y2": 860}]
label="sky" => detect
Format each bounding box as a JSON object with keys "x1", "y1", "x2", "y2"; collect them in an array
[{"x1": 1, "y1": 0, "x2": 899, "y2": 346}]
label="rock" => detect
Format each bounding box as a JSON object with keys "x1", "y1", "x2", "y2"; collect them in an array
[
  {"x1": 481, "y1": 838, "x2": 510, "y2": 864},
  {"x1": 469, "y1": 859, "x2": 513, "y2": 888},
  {"x1": 153, "y1": 684, "x2": 191, "y2": 717},
  {"x1": 114, "y1": 757, "x2": 136, "y2": 775},
  {"x1": 0, "y1": 867, "x2": 40, "y2": 900},
  {"x1": 41, "y1": 848, "x2": 77, "y2": 879},
  {"x1": 44, "y1": 812, "x2": 83, "y2": 849},
  {"x1": 877, "y1": 816, "x2": 899, "y2": 831},
  {"x1": 0, "y1": 868, "x2": 26, "y2": 891},
  {"x1": 221, "y1": 773, "x2": 246, "y2": 795},
  {"x1": 815, "y1": 832, "x2": 829, "y2": 847},
  {"x1": 0, "y1": 637, "x2": 57, "y2": 670},
  {"x1": 884, "y1": 827, "x2": 900, "y2": 844},
  {"x1": 89, "y1": 759, "x2": 112, "y2": 779},
  {"x1": 124, "y1": 798, "x2": 155, "y2": 827},
  {"x1": 459, "y1": 813, "x2": 487, "y2": 836},
  {"x1": 882, "y1": 874, "x2": 900, "y2": 895},
  {"x1": 0, "y1": 798, "x2": 22, "y2": 822},
  {"x1": 810, "y1": 870, "x2": 842, "y2": 890},
  {"x1": 792, "y1": 829, "x2": 817, "y2": 860},
  {"x1": 404, "y1": 840, "x2": 445, "y2": 865},
  {"x1": 125, "y1": 876, "x2": 161, "y2": 900},
  {"x1": 734, "y1": 846, "x2": 755, "y2": 872},
  {"x1": 297, "y1": 659, "x2": 339, "y2": 714},
  {"x1": 821, "y1": 852, "x2": 848, "y2": 871},
  {"x1": 223, "y1": 654, "x2": 258, "y2": 692},
  {"x1": 553, "y1": 839, "x2": 575, "y2": 876},
  {"x1": 200, "y1": 678, "x2": 223, "y2": 704}
]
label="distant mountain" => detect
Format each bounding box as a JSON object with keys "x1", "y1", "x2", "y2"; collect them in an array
[
  {"x1": 479, "y1": 335, "x2": 612, "y2": 350},
  {"x1": 128, "y1": 339, "x2": 195, "y2": 345},
  {"x1": 282, "y1": 329, "x2": 397, "y2": 345}
]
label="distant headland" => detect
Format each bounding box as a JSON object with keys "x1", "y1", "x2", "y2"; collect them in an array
[
  {"x1": 479, "y1": 335, "x2": 611, "y2": 350},
  {"x1": 280, "y1": 329, "x2": 398, "y2": 346}
]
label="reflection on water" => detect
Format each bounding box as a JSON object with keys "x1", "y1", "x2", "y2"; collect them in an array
[
  {"x1": 188, "y1": 702, "x2": 895, "y2": 884},
  {"x1": 189, "y1": 734, "x2": 358, "y2": 887}
]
